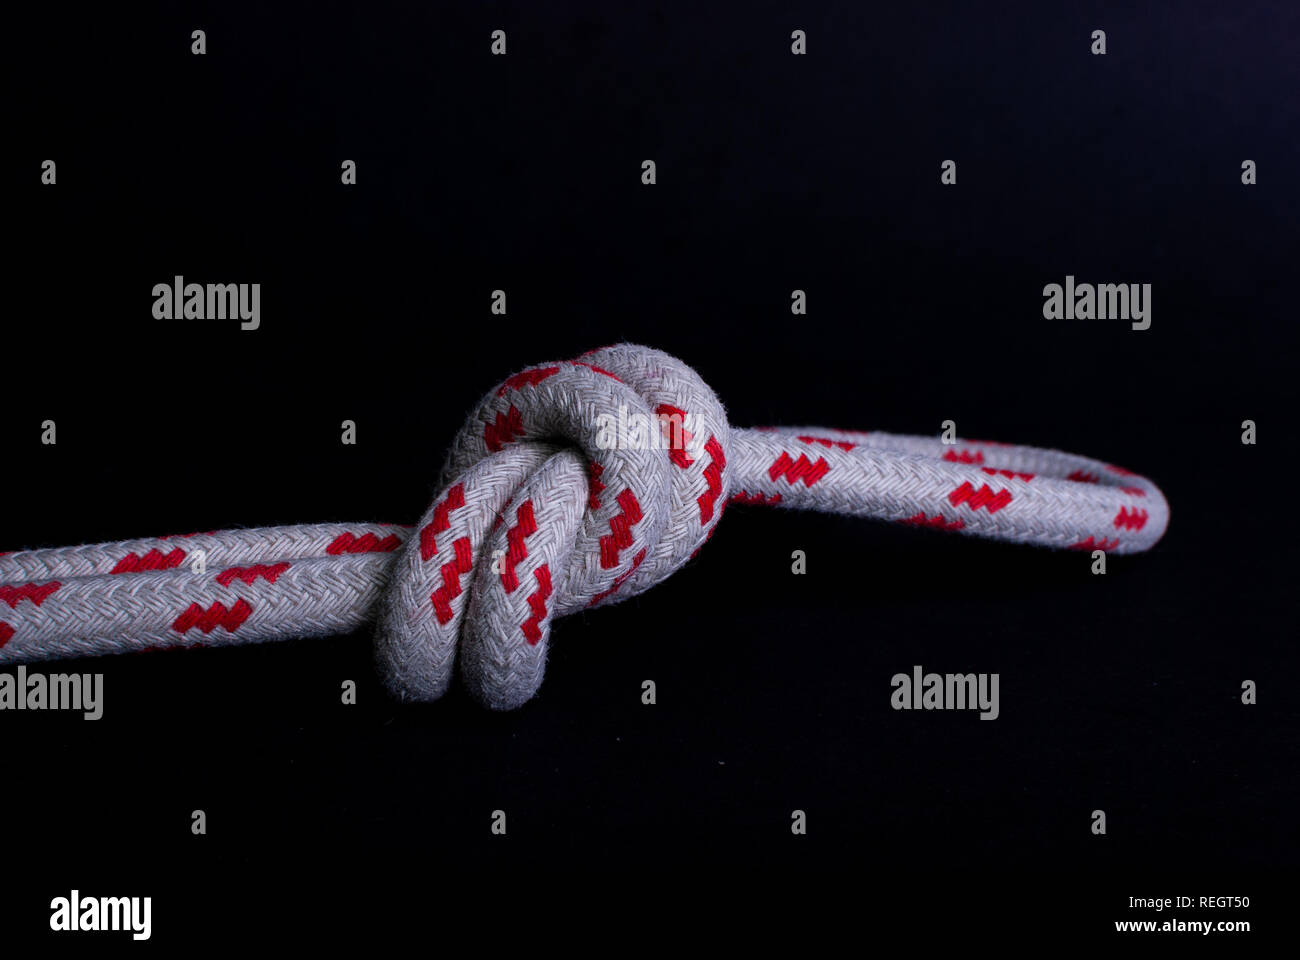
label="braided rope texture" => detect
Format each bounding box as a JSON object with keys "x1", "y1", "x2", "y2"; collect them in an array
[{"x1": 0, "y1": 343, "x2": 1168, "y2": 709}]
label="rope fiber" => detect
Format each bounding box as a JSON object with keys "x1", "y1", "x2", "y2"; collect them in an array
[{"x1": 0, "y1": 344, "x2": 1168, "y2": 709}]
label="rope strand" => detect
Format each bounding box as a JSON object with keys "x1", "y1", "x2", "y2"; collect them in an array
[{"x1": 0, "y1": 344, "x2": 1168, "y2": 709}]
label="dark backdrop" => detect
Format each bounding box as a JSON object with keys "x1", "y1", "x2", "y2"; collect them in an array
[{"x1": 6, "y1": 0, "x2": 1296, "y2": 945}]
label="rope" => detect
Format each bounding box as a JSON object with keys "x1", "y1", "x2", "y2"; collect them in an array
[{"x1": 0, "y1": 344, "x2": 1168, "y2": 709}]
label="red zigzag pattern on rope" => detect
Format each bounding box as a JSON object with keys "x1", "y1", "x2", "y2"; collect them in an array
[
  {"x1": 216, "y1": 563, "x2": 291, "y2": 587},
  {"x1": 430, "y1": 538, "x2": 473, "y2": 625},
  {"x1": 655, "y1": 404, "x2": 694, "y2": 469},
  {"x1": 500, "y1": 500, "x2": 538, "y2": 593},
  {"x1": 948, "y1": 482, "x2": 1013, "y2": 514},
  {"x1": 173, "y1": 599, "x2": 253, "y2": 635},
  {"x1": 420, "y1": 482, "x2": 475, "y2": 625},
  {"x1": 327, "y1": 532, "x2": 401, "y2": 555},
  {"x1": 1114, "y1": 507, "x2": 1149, "y2": 531},
  {"x1": 586, "y1": 462, "x2": 605, "y2": 510},
  {"x1": 420, "y1": 484, "x2": 467, "y2": 561},
  {"x1": 483, "y1": 405, "x2": 524, "y2": 452},
  {"x1": 769, "y1": 452, "x2": 830, "y2": 487},
  {"x1": 696, "y1": 436, "x2": 726, "y2": 525},
  {"x1": 111, "y1": 549, "x2": 185, "y2": 574},
  {"x1": 521, "y1": 566, "x2": 554, "y2": 645},
  {"x1": 0, "y1": 581, "x2": 62, "y2": 608},
  {"x1": 599, "y1": 489, "x2": 644, "y2": 570}
]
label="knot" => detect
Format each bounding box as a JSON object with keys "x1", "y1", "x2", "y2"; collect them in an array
[{"x1": 374, "y1": 344, "x2": 732, "y2": 709}]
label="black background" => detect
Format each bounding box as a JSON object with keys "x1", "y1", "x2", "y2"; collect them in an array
[{"x1": 6, "y1": 0, "x2": 1296, "y2": 946}]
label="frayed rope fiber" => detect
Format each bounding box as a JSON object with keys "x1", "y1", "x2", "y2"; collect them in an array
[{"x1": 0, "y1": 344, "x2": 1167, "y2": 710}]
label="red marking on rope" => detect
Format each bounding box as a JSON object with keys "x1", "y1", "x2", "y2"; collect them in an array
[
  {"x1": 729, "y1": 491, "x2": 783, "y2": 505},
  {"x1": 1068, "y1": 536, "x2": 1119, "y2": 551},
  {"x1": 587, "y1": 462, "x2": 605, "y2": 510},
  {"x1": 1114, "y1": 507, "x2": 1148, "y2": 531},
  {"x1": 327, "y1": 532, "x2": 402, "y2": 556},
  {"x1": 431, "y1": 537, "x2": 473, "y2": 624},
  {"x1": 484, "y1": 405, "x2": 524, "y2": 452},
  {"x1": 500, "y1": 500, "x2": 538, "y2": 593},
  {"x1": 0, "y1": 581, "x2": 62, "y2": 609},
  {"x1": 948, "y1": 482, "x2": 1012, "y2": 514},
  {"x1": 216, "y1": 562, "x2": 291, "y2": 587},
  {"x1": 697, "y1": 436, "x2": 726, "y2": 524},
  {"x1": 655, "y1": 403, "x2": 695, "y2": 468},
  {"x1": 588, "y1": 548, "x2": 647, "y2": 606},
  {"x1": 521, "y1": 565, "x2": 554, "y2": 644},
  {"x1": 420, "y1": 483, "x2": 467, "y2": 561},
  {"x1": 1066, "y1": 470, "x2": 1099, "y2": 484},
  {"x1": 981, "y1": 467, "x2": 1036, "y2": 481},
  {"x1": 768, "y1": 452, "x2": 830, "y2": 487},
  {"x1": 111, "y1": 548, "x2": 186, "y2": 574},
  {"x1": 1106, "y1": 463, "x2": 1137, "y2": 477},
  {"x1": 0, "y1": 622, "x2": 13, "y2": 648},
  {"x1": 497, "y1": 366, "x2": 560, "y2": 397},
  {"x1": 172, "y1": 599, "x2": 253, "y2": 635},
  {"x1": 569, "y1": 360, "x2": 622, "y2": 381},
  {"x1": 599, "y1": 489, "x2": 643, "y2": 570},
  {"x1": 942, "y1": 449, "x2": 984, "y2": 464},
  {"x1": 898, "y1": 513, "x2": 965, "y2": 531},
  {"x1": 1119, "y1": 486, "x2": 1147, "y2": 497},
  {"x1": 797, "y1": 435, "x2": 856, "y2": 451}
]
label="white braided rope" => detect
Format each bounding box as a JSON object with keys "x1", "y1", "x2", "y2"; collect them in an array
[{"x1": 0, "y1": 344, "x2": 1168, "y2": 709}]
